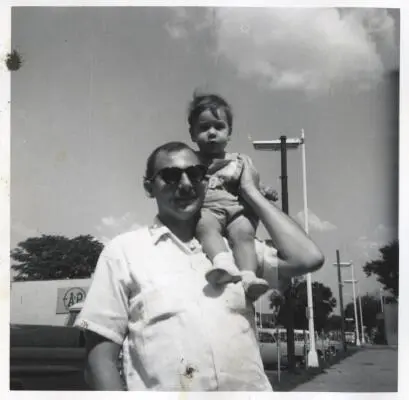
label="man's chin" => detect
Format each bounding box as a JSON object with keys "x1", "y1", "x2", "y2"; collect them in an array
[{"x1": 173, "y1": 200, "x2": 201, "y2": 217}]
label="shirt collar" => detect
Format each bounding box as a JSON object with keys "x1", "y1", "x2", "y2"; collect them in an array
[
  {"x1": 148, "y1": 216, "x2": 171, "y2": 245},
  {"x1": 148, "y1": 216, "x2": 202, "y2": 253}
]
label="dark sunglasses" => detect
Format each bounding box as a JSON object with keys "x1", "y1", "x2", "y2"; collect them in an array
[{"x1": 149, "y1": 165, "x2": 208, "y2": 185}]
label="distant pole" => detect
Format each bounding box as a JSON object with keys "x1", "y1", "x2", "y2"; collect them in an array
[
  {"x1": 350, "y1": 263, "x2": 361, "y2": 346},
  {"x1": 336, "y1": 250, "x2": 347, "y2": 352},
  {"x1": 357, "y1": 284, "x2": 366, "y2": 344},
  {"x1": 380, "y1": 288, "x2": 384, "y2": 312},
  {"x1": 280, "y1": 135, "x2": 296, "y2": 371}
]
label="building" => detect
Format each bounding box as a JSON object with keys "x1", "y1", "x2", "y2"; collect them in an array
[{"x1": 11, "y1": 278, "x2": 91, "y2": 326}]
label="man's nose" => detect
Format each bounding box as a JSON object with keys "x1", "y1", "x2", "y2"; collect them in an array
[{"x1": 178, "y1": 172, "x2": 193, "y2": 191}]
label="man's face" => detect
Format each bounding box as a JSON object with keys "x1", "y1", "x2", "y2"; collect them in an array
[{"x1": 150, "y1": 148, "x2": 208, "y2": 222}]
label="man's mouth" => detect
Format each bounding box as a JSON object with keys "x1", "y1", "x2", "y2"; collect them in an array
[{"x1": 174, "y1": 196, "x2": 197, "y2": 206}]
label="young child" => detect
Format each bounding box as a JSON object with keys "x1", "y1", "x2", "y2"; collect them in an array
[{"x1": 188, "y1": 93, "x2": 278, "y2": 301}]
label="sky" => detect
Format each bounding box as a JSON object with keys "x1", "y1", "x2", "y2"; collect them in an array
[{"x1": 9, "y1": 6, "x2": 400, "y2": 313}]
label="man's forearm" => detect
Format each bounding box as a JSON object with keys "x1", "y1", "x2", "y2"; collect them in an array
[
  {"x1": 86, "y1": 359, "x2": 125, "y2": 390},
  {"x1": 245, "y1": 188, "x2": 324, "y2": 271},
  {"x1": 84, "y1": 332, "x2": 125, "y2": 391}
]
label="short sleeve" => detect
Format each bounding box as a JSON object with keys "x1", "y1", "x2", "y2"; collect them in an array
[
  {"x1": 255, "y1": 239, "x2": 280, "y2": 289},
  {"x1": 74, "y1": 239, "x2": 131, "y2": 345}
]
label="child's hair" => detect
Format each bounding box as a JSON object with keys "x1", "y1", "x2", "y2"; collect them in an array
[{"x1": 188, "y1": 92, "x2": 233, "y2": 134}]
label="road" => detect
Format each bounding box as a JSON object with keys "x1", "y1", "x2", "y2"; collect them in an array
[{"x1": 292, "y1": 345, "x2": 398, "y2": 392}]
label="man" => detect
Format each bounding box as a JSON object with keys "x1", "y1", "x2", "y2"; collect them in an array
[{"x1": 75, "y1": 141, "x2": 324, "y2": 391}]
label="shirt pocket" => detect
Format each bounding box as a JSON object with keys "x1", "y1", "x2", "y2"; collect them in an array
[{"x1": 141, "y1": 287, "x2": 186, "y2": 328}]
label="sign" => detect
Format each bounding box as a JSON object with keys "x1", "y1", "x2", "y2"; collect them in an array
[{"x1": 56, "y1": 287, "x2": 88, "y2": 314}]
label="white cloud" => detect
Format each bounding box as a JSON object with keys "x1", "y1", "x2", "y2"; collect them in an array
[
  {"x1": 96, "y1": 213, "x2": 141, "y2": 244},
  {"x1": 356, "y1": 223, "x2": 397, "y2": 259},
  {"x1": 295, "y1": 209, "x2": 337, "y2": 232},
  {"x1": 165, "y1": 7, "x2": 213, "y2": 40},
  {"x1": 373, "y1": 224, "x2": 397, "y2": 243},
  {"x1": 165, "y1": 22, "x2": 188, "y2": 39},
  {"x1": 167, "y1": 8, "x2": 398, "y2": 95},
  {"x1": 11, "y1": 220, "x2": 40, "y2": 241}
]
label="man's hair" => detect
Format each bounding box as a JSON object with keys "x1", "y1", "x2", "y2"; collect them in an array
[
  {"x1": 187, "y1": 92, "x2": 233, "y2": 134},
  {"x1": 144, "y1": 141, "x2": 196, "y2": 180}
]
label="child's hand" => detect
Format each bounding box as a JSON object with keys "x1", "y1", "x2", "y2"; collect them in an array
[{"x1": 260, "y1": 185, "x2": 279, "y2": 202}]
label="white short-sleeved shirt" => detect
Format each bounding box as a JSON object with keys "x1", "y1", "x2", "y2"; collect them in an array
[{"x1": 75, "y1": 218, "x2": 279, "y2": 391}]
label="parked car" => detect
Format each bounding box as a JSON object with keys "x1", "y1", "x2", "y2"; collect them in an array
[
  {"x1": 10, "y1": 323, "x2": 88, "y2": 390},
  {"x1": 257, "y1": 329, "x2": 287, "y2": 368},
  {"x1": 257, "y1": 328, "x2": 307, "y2": 368},
  {"x1": 345, "y1": 331, "x2": 356, "y2": 344}
]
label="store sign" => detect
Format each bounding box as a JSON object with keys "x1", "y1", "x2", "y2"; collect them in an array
[{"x1": 56, "y1": 287, "x2": 88, "y2": 314}]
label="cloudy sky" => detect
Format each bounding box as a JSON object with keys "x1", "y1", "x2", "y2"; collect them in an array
[{"x1": 9, "y1": 6, "x2": 400, "y2": 312}]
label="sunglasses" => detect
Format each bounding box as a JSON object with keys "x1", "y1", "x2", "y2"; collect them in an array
[{"x1": 149, "y1": 165, "x2": 208, "y2": 185}]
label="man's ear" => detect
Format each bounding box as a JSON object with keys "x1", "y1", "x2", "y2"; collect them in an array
[
  {"x1": 143, "y1": 178, "x2": 155, "y2": 198},
  {"x1": 189, "y1": 127, "x2": 197, "y2": 143}
]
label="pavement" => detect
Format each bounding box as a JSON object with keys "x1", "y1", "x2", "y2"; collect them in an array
[{"x1": 293, "y1": 345, "x2": 398, "y2": 392}]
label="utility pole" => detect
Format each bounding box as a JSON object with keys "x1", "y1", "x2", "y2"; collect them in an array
[
  {"x1": 280, "y1": 135, "x2": 296, "y2": 371},
  {"x1": 336, "y1": 250, "x2": 347, "y2": 353}
]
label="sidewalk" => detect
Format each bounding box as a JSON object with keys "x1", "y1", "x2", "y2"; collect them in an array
[{"x1": 293, "y1": 345, "x2": 398, "y2": 392}]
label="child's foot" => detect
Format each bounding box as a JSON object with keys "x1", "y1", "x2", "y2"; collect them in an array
[
  {"x1": 241, "y1": 271, "x2": 269, "y2": 302},
  {"x1": 206, "y1": 267, "x2": 242, "y2": 286},
  {"x1": 206, "y1": 252, "x2": 242, "y2": 286}
]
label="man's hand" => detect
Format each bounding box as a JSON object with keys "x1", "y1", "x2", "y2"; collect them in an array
[
  {"x1": 239, "y1": 155, "x2": 261, "y2": 202},
  {"x1": 260, "y1": 185, "x2": 279, "y2": 202}
]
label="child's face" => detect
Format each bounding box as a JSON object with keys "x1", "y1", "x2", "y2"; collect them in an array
[{"x1": 190, "y1": 108, "x2": 231, "y2": 157}]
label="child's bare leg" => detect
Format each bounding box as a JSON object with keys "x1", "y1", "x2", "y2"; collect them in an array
[
  {"x1": 196, "y1": 210, "x2": 241, "y2": 285},
  {"x1": 227, "y1": 215, "x2": 269, "y2": 300}
]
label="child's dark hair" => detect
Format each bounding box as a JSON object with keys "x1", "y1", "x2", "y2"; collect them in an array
[
  {"x1": 188, "y1": 93, "x2": 233, "y2": 134},
  {"x1": 144, "y1": 141, "x2": 195, "y2": 180}
]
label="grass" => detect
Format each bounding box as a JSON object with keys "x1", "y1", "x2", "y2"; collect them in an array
[{"x1": 267, "y1": 347, "x2": 360, "y2": 391}]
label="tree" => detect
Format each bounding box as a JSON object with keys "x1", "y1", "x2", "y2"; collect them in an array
[
  {"x1": 326, "y1": 314, "x2": 343, "y2": 331},
  {"x1": 344, "y1": 294, "x2": 382, "y2": 335},
  {"x1": 269, "y1": 280, "x2": 337, "y2": 332},
  {"x1": 11, "y1": 234, "x2": 104, "y2": 281},
  {"x1": 363, "y1": 240, "x2": 398, "y2": 298}
]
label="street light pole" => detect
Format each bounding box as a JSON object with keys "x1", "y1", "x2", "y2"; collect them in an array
[
  {"x1": 280, "y1": 136, "x2": 289, "y2": 214},
  {"x1": 300, "y1": 129, "x2": 319, "y2": 367},
  {"x1": 252, "y1": 135, "x2": 303, "y2": 372},
  {"x1": 279, "y1": 135, "x2": 296, "y2": 372},
  {"x1": 350, "y1": 263, "x2": 361, "y2": 346},
  {"x1": 357, "y1": 283, "x2": 366, "y2": 345},
  {"x1": 380, "y1": 288, "x2": 384, "y2": 312},
  {"x1": 335, "y1": 250, "x2": 347, "y2": 353},
  {"x1": 252, "y1": 133, "x2": 319, "y2": 370}
]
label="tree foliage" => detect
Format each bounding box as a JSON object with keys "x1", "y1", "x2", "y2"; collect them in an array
[
  {"x1": 269, "y1": 280, "x2": 337, "y2": 332},
  {"x1": 344, "y1": 294, "x2": 382, "y2": 335},
  {"x1": 11, "y1": 234, "x2": 104, "y2": 281},
  {"x1": 363, "y1": 240, "x2": 398, "y2": 298},
  {"x1": 325, "y1": 314, "x2": 343, "y2": 331}
]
